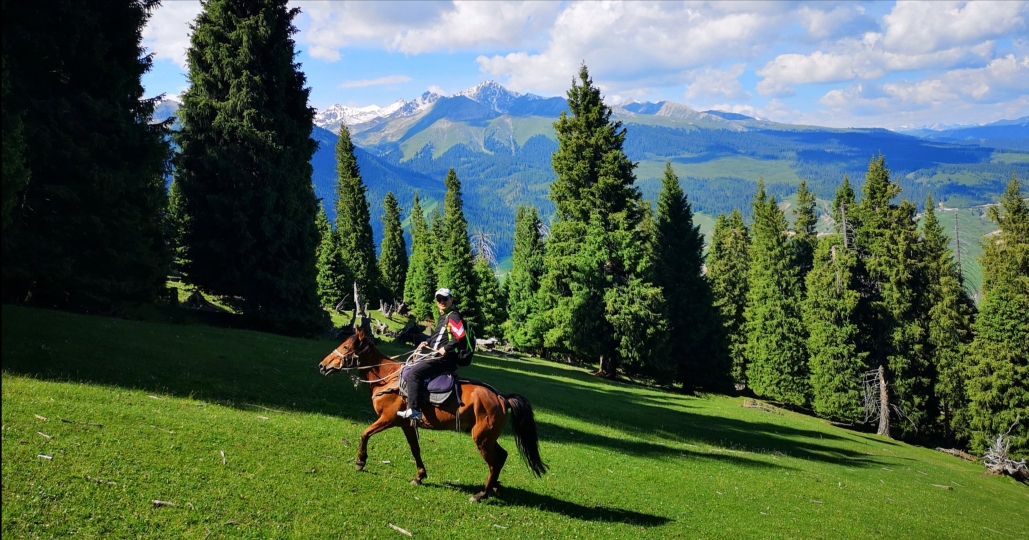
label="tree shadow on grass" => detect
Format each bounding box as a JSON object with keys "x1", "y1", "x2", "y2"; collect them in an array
[
  {"x1": 428, "y1": 482, "x2": 672, "y2": 527},
  {"x1": 1, "y1": 306, "x2": 893, "y2": 473}
]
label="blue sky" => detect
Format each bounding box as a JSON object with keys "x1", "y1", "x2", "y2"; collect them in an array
[{"x1": 142, "y1": 1, "x2": 1029, "y2": 129}]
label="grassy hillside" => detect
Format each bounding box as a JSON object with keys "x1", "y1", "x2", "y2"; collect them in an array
[{"x1": 3, "y1": 306, "x2": 1026, "y2": 538}]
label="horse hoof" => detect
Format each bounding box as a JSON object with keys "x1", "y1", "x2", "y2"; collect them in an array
[
  {"x1": 410, "y1": 478, "x2": 422, "y2": 486},
  {"x1": 469, "y1": 492, "x2": 487, "y2": 503},
  {"x1": 354, "y1": 462, "x2": 365, "y2": 472}
]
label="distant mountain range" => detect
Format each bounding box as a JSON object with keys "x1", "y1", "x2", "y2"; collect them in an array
[
  {"x1": 899, "y1": 117, "x2": 1029, "y2": 151},
  {"x1": 153, "y1": 81, "x2": 1028, "y2": 265}
]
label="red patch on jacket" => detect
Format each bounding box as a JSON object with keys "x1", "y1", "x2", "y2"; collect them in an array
[{"x1": 448, "y1": 319, "x2": 466, "y2": 340}]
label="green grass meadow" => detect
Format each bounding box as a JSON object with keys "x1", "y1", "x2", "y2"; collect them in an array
[{"x1": 3, "y1": 306, "x2": 1027, "y2": 538}]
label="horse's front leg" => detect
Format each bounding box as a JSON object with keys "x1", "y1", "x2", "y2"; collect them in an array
[
  {"x1": 400, "y1": 423, "x2": 428, "y2": 485},
  {"x1": 355, "y1": 416, "x2": 395, "y2": 471}
]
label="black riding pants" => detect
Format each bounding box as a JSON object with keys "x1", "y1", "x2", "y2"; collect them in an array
[{"x1": 403, "y1": 356, "x2": 457, "y2": 409}]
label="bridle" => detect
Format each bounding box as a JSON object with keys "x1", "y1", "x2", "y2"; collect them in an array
[
  {"x1": 326, "y1": 340, "x2": 415, "y2": 387},
  {"x1": 330, "y1": 341, "x2": 373, "y2": 370}
]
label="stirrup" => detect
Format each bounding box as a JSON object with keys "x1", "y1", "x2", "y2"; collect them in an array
[{"x1": 397, "y1": 408, "x2": 422, "y2": 420}]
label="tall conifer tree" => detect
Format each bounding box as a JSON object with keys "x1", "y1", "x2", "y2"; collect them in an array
[
  {"x1": 474, "y1": 257, "x2": 506, "y2": 339},
  {"x1": 804, "y1": 234, "x2": 866, "y2": 421},
  {"x1": 966, "y1": 174, "x2": 1028, "y2": 456},
  {"x1": 404, "y1": 194, "x2": 436, "y2": 321},
  {"x1": 438, "y1": 169, "x2": 482, "y2": 328},
  {"x1": 744, "y1": 180, "x2": 810, "y2": 406},
  {"x1": 538, "y1": 64, "x2": 664, "y2": 376},
  {"x1": 654, "y1": 163, "x2": 724, "y2": 389},
  {"x1": 1, "y1": 55, "x2": 28, "y2": 231},
  {"x1": 921, "y1": 195, "x2": 974, "y2": 441},
  {"x1": 173, "y1": 0, "x2": 322, "y2": 328},
  {"x1": 853, "y1": 154, "x2": 933, "y2": 435},
  {"x1": 334, "y1": 124, "x2": 380, "y2": 303},
  {"x1": 3, "y1": 0, "x2": 171, "y2": 305},
  {"x1": 505, "y1": 206, "x2": 546, "y2": 352},
  {"x1": 315, "y1": 207, "x2": 348, "y2": 309},
  {"x1": 793, "y1": 180, "x2": 818, "y2": 278},
  {"x1": 708, "y1": 209, "x2": 751, "y2": 385},
  {"x1": 378, "y1": 192, "x2": 408, "y2": 302}
]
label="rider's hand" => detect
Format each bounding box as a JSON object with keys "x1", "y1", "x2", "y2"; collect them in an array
[
  {"x1": 417, "y1": 341, "x2": 427, "y2": 350},
  {"x1": 436, "y1": 347, "x2": 446, "y2": 356}
]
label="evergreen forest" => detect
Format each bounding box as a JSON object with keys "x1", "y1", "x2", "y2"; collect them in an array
[{"x1": 2, "y1": 0, "x2": 1026, "y2": 469}]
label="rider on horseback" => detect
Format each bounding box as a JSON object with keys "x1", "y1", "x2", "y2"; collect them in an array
[{"x1": 397, "y1": 288, "x2": 470, "y2": 421}]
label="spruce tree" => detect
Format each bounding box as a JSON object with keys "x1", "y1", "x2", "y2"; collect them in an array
[
  {"x1": 378, "y1": 192, "x2": 408, "y2": 302},
  {"x1": 804, "y1": 234, "x2": 866, "y2": 422},
  {"x1": 831, "y1": 175, "x2": 857, "y2": 234},
  {"x1": 793, "y1": 180, "x2": 818, "y2": 278},
  {"x1": 173, "y1": 0, "x2": 322, "y2": 329},
  {"x1": 167, "y1": 179, "x2": 190, "y2": 273},
  {"x1": 744, "y1": 179, "x2": 810, "y2": 406},
  {"x1": 853, "y1": 154, "x2": 933, "y2": 435},
  {"x1": 438, "y1": 169, "x2": 482, "y2": 328},
  {"x1": 428, "y1": 207, "x2": 446, "y2": 272},
  {"x1": 315, "y1": 207, "x2": 348, "y2": 309},
  {"x1": 404, "y1": 194, "x2": 436, "y2": 321},
  {"x1": 653, "y1": 163, "x2": 724, "y2": 389},
  {"x1": 3, "y1": 0, "x2": 171, "y2": 305},
  {"x1": 1, "y1": 55, "x2": 28, "y2": 231},
  {"x1": 474, "y1": 257, "x2": 506, "y2": 339},
  {"x1": 922, "y1": 195, "x2": 974, "y2": 441},
  {"x1": 333, "y1": 124, "x2": 380, "y2": 303},
  {"x1": 966, "y1": 174, "x2": 1029, "y2": 456},
  {"x1": 538, "y1": 63, "x2": 663, "y2": 376},
  {"x1": 708, "y1": 209, "x2": 751, "y2": 386},
  {"x1": 504, "y1": 205, "x2": 546, "y2": 352}
]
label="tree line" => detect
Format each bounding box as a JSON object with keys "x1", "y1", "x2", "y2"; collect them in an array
[{"x1": 2, "y1": 1, "x2": 1023, "y2": 458}]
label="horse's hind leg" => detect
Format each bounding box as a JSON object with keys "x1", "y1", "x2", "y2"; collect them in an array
[
  {"x1": 491, "y1": 443, "x2": 508, "y2": 497},
  {"x1": 470, "y1": 425, "x2": 504, "y2": 502},
  {"x1": 355, "y1": 416, "x2": 393, "y2": 471},
  {"x1": 401, "y1": 423, "x2": 428, "y2": 485}
]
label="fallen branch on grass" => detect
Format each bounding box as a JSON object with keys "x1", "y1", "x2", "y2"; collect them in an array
[
  {"x1": 152, "y1": 500, "x2": 177, "y2": 508},
  {"x1": 742, "y1": 399, "x2": 781, "y2": 414},
  {"x1": 935, "y1": 447, "x2": 977, "y2": 462},
  {"x1": 389, "y1": 523, "x2": 413, "y2": 537},
  {"x1": 61, "y1": 418, "x2": 103, "y2": 427}
]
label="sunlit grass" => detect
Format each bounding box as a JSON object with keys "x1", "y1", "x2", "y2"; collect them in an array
[{"x1": 3, "y1": 305, "x2": 1027, "y2": 538}]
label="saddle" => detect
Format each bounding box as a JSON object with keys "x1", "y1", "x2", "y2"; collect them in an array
[{"x1": 397, "y1": 365, "x2": 461, "y2": 407}]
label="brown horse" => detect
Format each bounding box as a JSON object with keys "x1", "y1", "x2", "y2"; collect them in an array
[{"x1": 318, "y1": 326, "x2": 547, "y2": 502}]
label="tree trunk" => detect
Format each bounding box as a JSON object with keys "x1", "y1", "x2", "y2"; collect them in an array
[
  {"x1": 597, "y1": 354, "x2": 619, "y2": 379},
  {"x1": 877, "y1": 365, "x2": 891, "y2": 437}
]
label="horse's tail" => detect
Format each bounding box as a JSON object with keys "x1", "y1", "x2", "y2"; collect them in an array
[{"x1": 504, "y1": 394, "x2": 548, "y2": 478}]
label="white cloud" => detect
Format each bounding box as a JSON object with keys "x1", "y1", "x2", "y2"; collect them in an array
[
  {"x1": 142, "y1": 0, "x2": 203, "y2": 68},
  {"x1": 338, "y1": 75, "x2": 412, "y2": 89},
  {"x1": 477, "y1": 2, "x2": 789, "y2": 96},
  {"x1": 798, "y1": 4, "x2": 866, "y2": 39},
  {"x1": 297, "y1": 0, "x2": 560, "y2": 60},
  {"x1": 881, "y1": 1, "x2": 1028, "y2": 55},
  {"x1": 683, "y1": 64, "x2": 750, "y2": 101},
  {"x1": 884, "y1": 54, "x2": 1029, "y2": 104}
]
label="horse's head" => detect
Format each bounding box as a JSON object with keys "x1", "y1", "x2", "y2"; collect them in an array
[{"x1": 318, "y1": 326, "x2": 372, "y2": 376}]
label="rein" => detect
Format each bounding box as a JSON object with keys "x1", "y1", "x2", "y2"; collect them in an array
[{"x1": 330, "y1": 345, "x2": 416, "y2": 387}]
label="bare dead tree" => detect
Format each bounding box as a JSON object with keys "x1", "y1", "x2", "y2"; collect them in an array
[
  {"x1": 471, "y1": 230, "x2": 498, "y2": 266},
  {"x1": 862, "y1": 366, "x2": 917, "y2": 438},
  {"x1": 840, "y1": 201, "x2": 854, "y2": 250},
  {"x1": 537, "y1": 220, "x2": 551, "y2": 242},
  {"x1": 983, "y1": 418, "x2": 1028, "y2": 482}
]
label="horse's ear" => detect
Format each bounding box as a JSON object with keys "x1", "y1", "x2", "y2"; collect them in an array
[{"x1": 355, "y1": 325, "x2": 366, "y2": 341}]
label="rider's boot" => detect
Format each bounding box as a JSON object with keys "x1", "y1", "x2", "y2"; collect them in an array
[{"x1": 397, "y1": 408, "x2": 422, "y2": 421}]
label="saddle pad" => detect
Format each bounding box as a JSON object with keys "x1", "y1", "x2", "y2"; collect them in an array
[{"x1": 399, "y1": 365, "x2": 457, "y2": 406}]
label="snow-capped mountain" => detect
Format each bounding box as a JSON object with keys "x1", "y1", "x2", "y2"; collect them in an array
[
  {"x1": 152, "y1": 95, "x2": 182, "y2": 124},
  {"x1": 457, "y1": 80, "x2": 521, "y2": 114},
  {"x1": 313, "y1": 92, "x2": 441, "y2": 133},
  {"x1": 314, "y1": 81, "x2": 531, "y2": 133}
]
